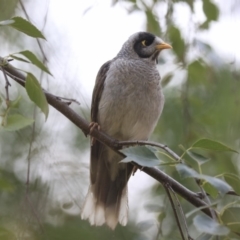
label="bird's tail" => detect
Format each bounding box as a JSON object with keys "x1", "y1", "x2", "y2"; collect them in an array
[
  {"x1": 81, "y1": 146, "x2": 133, "y2": 229},
  {"x1": 81, "y1": 184, "x2": 128, "y2": 229}
]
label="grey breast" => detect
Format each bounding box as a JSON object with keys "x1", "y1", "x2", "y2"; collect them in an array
[{"x1": 98, "y1": 58, "x2": 164, "y2": 140}]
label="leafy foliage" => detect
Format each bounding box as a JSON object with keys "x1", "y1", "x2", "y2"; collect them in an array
[
  {"x1": 1, "y1": 0, "x2": 240, "y2": 240},
  {"x1": 193, "y1": 215, "x2": 230, "y2": 236},
  {"x1": 11, "y1": 50, "x2": 52, "y2": 75},
  {"x1": 2, "y1": 16, "x2": 46, "y2": 39},
  {"x1": 120, "y1": 146, "x2": 160, "y2": 167},
  {"x1": 1, "y1": 113, "x2": 34, "y2": 131},
  {"x1": 25, "y1": 73, "x2": 49, "y2": 119}
]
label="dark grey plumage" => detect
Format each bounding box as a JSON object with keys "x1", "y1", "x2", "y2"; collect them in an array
[{"x1": 81, "y1": 32, "x2": 172, "y2": 229}]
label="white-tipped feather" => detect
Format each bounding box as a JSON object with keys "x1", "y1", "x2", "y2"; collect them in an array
[
  {"x1": 81, "y1": 185, "x2": 128, "y2": 229},
  {"x1": 94, "y1": 204, "x2": 105, "y2": 226},
  {"x1": 118, "y1": 187, "x2": 128, "y2": 226},
  {"x1": 81, "y1": 186, "x2": 96, "y2": 223}
]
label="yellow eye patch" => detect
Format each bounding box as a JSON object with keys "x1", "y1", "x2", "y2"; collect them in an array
[{"x1": 141, "y1": 40, "x2": 146, "y2": 46}]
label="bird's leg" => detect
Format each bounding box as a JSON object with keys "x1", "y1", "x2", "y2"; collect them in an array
[
  {"x1": 89, "y1": 122, "x2": 101, "y2": 145},
  {"x1": 132, "y1": 165, "x2": 145, "y2": 176},
  {"x1": 89, "y1": 122, "x2": 100, "y2": 133},
  {"x1": 132, "y1": 166, "x2": 138, "y2": 176}
]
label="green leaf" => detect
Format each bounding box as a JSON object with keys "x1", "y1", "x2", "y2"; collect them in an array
[
  {"x1": 185, "y1": 0, "x2": 194, "y2": 12},
  {"x1": 178, "y1": 144, "x2": 186, "y2": 152},
  {"x1": 199, "y1": 20, "x2": 210, "y2": 30},
  {"x1": 155, "y1": 151, "x2": 176, "y2": 162},
  {"x1": 12, "y1": 50, "x2": 52, "y2": 75},
  {"x1": 9, "y1": 54, "x2": 31, "y2": 63},
  {"x1": 9, "y1": 95, "x2": 21, "y2": 108},
  {"x1": 196, "y1": 234, "x2": 213, "y2": 240},
  {"x1": 186, "y1": 201, "x2": 218, "y2": 219},
  {"x1": 136, "y1": 220, "x2": 155, "y2": 231},
  {"x1": 158, "y1": 211, "x2": 166, "y2": 223},
  {"x1": 191, "y1": 138, "x2": 238, "y2": 153},
  {"x1": 8, "y1": 17, "x2": 45, "y2": 39},
  {"x1": 176, "y1": 164, "x2": 199, "y2": 178},
  {"x1": 203, "y1": 182, "x2": 218, "y2": 198},
  {"x1": 203, "y1": 0, "x2": 219, "y2": 22},
  {"x1": 187, "y1": 151, "x2": 210, "y2": 165},
  {"x1": 193, "y1": 215, "x2": 229, "y2": 236},
  {"x1": 168, "y1": 25, "x2": 185, "y2": 61},
  {"x1": 223, "y1": 173, "x2": 240, "y2": 195},
  {"x1": 145, "y1": 9, "x2": 161, "y2": 36},
  {"x1": 203, "y1": 175, "x2": 232, "y2": 196},
  {"x1": 188, "y1": 60, "x2": 207, "y2": 84},
  {"x1": 25, "y1": 73, "x2": 49, "y2": 119},
  {"x1": 0, "y1": 19, "x2": 14, "y2": 26},
  {"x1": 120, "y1": 146, "x2": 160, "y2": 167},
  {"x1": 161, "y1": 73, "x2": 173, "y2": 88},
  {"x1": 144, "y1": 204, "x2": 162, "y2": 213},
  {"x1": 0, "y1": 0, "x2": 18, "y2": 21},
  {"x1": 1, "y1": 114, "x2": 34, "y2": 131},
  {"x1": 221, "y1": 208, "x2": 240, "y2": 233},
  {"x1": 177, "y1": 164, "x2": 232, "y2": 196},
  {"x1": 0, "y1": 177, "x2": 15, "y2": 191}
]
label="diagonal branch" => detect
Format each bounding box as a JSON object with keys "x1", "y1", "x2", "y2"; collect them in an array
[
  {"x1": 0, "y1": 57, "x2": 213, "y2": 218},
  {"x1": 1, "y1": 66, "x2": 11, "y2": 103},
  {"x1": 164, "y1": 184, "x2": 186, "y2": 240}
]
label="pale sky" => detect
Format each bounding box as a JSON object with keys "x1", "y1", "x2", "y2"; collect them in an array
[
  {"x1": 17, "y1": 0, "x2": 240, "y2": 104},
  {"x1": 4, "y1": 0, "x2": 239, "y2": 231},
  {"x1": 43, "y1": 0, "x2": 240, "y2": 99}
]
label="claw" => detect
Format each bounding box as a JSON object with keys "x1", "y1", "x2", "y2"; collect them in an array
[
  {"x1": 89, "y1": 122, "x2": 101, "y2": 146},
  {"x1": 132, "y1": 166, "x2": 138, "y2": 176},
  {"x1": 89, "y1": 122, "x2": 100, "y2": 134},
  {"x1": 132, "y1": 165, "x2": 144, "y2": 176}
]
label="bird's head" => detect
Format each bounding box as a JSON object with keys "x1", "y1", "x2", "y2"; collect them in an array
[{"x1": 117, "y1": 32, "x2": 172, "y2": 62}]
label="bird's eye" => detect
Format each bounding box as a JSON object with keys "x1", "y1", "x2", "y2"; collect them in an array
[{"x1": 141, "y1": 40, "x2": 147, "y2": 46}]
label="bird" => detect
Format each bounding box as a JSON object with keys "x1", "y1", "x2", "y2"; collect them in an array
[{"x1": 81, "y1": 32, "x2": 172, "y2": 229}]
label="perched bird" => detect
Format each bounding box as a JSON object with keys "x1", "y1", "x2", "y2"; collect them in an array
[{"x1": 81, "y1": 32, "x2": 172, "y2": 229}]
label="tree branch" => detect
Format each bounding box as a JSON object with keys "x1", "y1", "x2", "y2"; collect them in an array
[
  {"x1": 0, "y1": 57, "x2": 213, "y2": 218},
  {"x1": 1, "y1": 66, "x2": 11, "y2": 103},
  {"x1": 164, "y1": 184, "x2": 186, "y2": 240}
]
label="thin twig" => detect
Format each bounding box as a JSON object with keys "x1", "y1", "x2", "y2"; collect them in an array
[
  {"x1": 226, "y1": 190, "x2": 239, "y2": 196},
  {"x1": 19, "y1": 0, "x2": 48, "y2": 63},
  {"x1": 155, "y1": 223, "x2": 162, "y2": 240},
  {"x1": 196, "y1": 179, "x2": 219, "y2": 240},
  {"x1": 156, "y1": 195, "x2": 168, "y2": 240},
  {"x1": 55, "y1": 96, "x2": 81, "y2": 105},
  {"x1": 25, "y1": 195, "x2": 45, "y2": 233},
  {"x1": 164, "y1": 183, "x2": 186, "y2": 240},
  {"x1": 1, "y1": 66, "x2": 11, "y2": 103},
  {"x1": 168, "y1": 186, "x2": 193, "y2": 240},
  {"x1": 196, "y1": 180, "x2": 217, "y2": 220},
  {"x1": 25, "y1": 108, "x2": 36, "y2": 191},
  {"x1": 17, "y1": 2, "x2": 50, "y2": 230}
]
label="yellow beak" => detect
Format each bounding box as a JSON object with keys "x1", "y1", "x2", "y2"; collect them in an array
[{"x1": 156, "y1": 42, "x2": 172, "y2": 50}]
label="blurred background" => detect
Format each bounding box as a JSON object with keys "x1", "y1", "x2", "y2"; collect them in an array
[{"x1": 0, "y1": 0, "x2": 240, "y2": 239}]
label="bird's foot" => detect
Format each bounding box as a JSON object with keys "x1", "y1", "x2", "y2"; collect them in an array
[
  {"x1": 132, "y1": 165, "x2": 145, "y2": 176},
  {"x1": 89, "y1": 122, "x2": 100, "y2": 134},
  {"x1": 132, "y1": 166, "x2": 138, "y2": 176},
  {"x1": 89, "y1": 122, "x2": 101, "y2": 145}
]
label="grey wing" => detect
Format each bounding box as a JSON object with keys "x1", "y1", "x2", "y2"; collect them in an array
[{"x1": 90, "y1": 60, "x2": 112, "y2": 184}]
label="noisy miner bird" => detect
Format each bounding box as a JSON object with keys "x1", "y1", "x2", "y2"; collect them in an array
[{"x1": 81, "y1": 32, "x2": 172, "y2": 229}]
